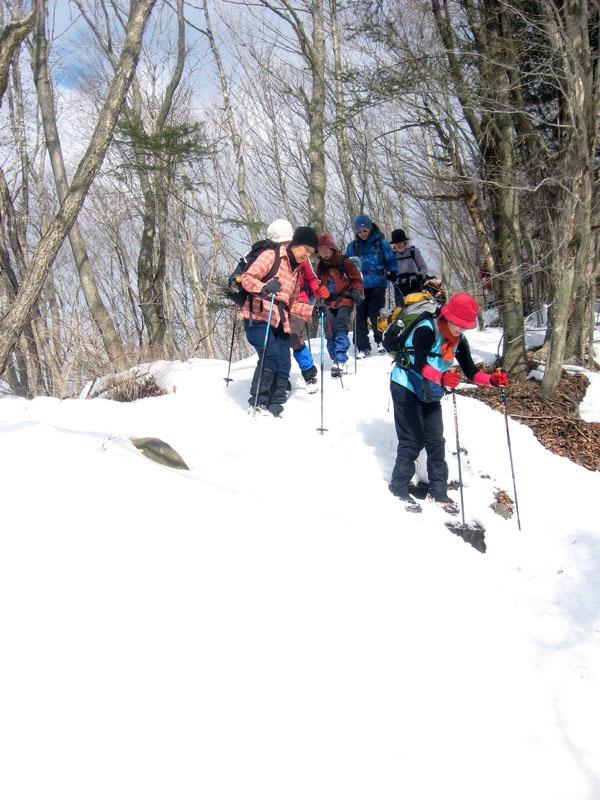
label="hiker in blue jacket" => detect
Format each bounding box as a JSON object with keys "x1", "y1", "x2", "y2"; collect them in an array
[{"x1": 345, "y1": 215, "x2": 397, "y2": 357}]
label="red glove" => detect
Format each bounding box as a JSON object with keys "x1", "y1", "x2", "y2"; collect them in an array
[
  {"x1": 421, "y1": 364, "x2": 442, "y2": 385},
  {"x1": 472, "y1": 371, "x2": 492, "y2": 387},
  {"x1": 316, "y1": 285, "x2": 329, "y2": 299},
  {"x1": 441, "y1": 371, "x2": 460, "y2": 389},
  {"x1": 490, "y1": 371, "x2": 509, "y2": 387}
]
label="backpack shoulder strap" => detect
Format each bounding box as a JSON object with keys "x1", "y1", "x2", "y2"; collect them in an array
[
  {"x1": 249, "y1": 246, "x2": 281, "y2": 315},
  {"x1": 402, "y1": 312, "x2": 438, "y2": 357},
  {"x1": 338, "y1": 256, "x2": 352, "y2": 277}
]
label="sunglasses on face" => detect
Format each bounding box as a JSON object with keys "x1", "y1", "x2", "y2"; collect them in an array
[{"x1": 356, "y1": 227, "x2": 370, "y2": 233}]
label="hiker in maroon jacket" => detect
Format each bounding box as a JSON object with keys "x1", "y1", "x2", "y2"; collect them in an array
[{"x1": 316, "y1": 233, "x2": 364, "y2": 377}]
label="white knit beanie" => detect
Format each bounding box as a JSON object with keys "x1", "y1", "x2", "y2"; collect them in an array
[{"x1": 267, "y1": 219, "x2": 293, "y2": 243}]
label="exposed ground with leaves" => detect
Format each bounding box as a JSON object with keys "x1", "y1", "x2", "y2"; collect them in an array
[{"x1": 461, "y1": 369, "x2": 600, "y2": 472}]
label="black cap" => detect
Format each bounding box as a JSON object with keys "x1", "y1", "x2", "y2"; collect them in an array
[
  {"x1": 391, "y1": 228, "x2": 409, "y2": 244},
  {"x1": 291, "y1": 226, "x2": 319, "y2": 250}
]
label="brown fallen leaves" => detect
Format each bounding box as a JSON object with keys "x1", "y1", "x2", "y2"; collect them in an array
[{"x1": 460, "y1": 370, "x2": 600, "y2": 472}]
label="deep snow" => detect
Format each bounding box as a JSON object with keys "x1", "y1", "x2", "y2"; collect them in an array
[{"x1": 0, "y1": 327, "x2": 599, "y2": 800}]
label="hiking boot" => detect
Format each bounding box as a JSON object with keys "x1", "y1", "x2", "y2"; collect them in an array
[
  {"x1": 356, "y1": 349, "x2": 371, "y2": 359},
  {"x1": 305, "y1": 377, "x2": 318, "y2": 394},
  {"x1": 248, "y1": 404, "x2": 269, "y2": 417},
  {"x1": 377, "y1": 343, "x2": 386, "y2": 354},
  {"x1": 269, "y1": 374, "x2": 291, "y2": 405},
  {"x1": 389, "y1": 484, "x2": 421, "y2": 511},
  {"x1": 331, "y1": 362, "x2": 347, "y2": 377},
  {"x1": 268, "y1": 402, "x2": 285, "y2": 418},
  {"x1": 249, "y1": 366, "x2": 276, "y2": 409}
]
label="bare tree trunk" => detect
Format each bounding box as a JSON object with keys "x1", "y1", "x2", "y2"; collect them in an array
[
  {"x1": 306, "y1": 0, "x2": 326, "y2": 230},
  {"x1": 131, "y1": 0, "x2": 185, "y2": 357},
  {"x1": 31, "y1": 0, "x2": 129, "y2": 372},
  {"x1": 0, "y1": 0, "x2": 157, "y2": 377},
  {"x1": 329, "y1": 0, "x2": 357, "y2": 220},
  {"x1": 202, "y1": 0, "x2": 258, "y2": 236},
  {"x1": 0, "y1": 9, "x2": 33, "y2": 104},
  {"x1": 541, "y1": 0, "x2": 597, "y2": 395},
  {"x1": 258, "y1": 0, "x2": 326, "y2": 230},
  {"x1": 432, "y1": 0, "x2": 528, "y2": 377}
]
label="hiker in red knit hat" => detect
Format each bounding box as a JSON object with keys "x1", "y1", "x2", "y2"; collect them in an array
[
  {"x1": 387, "y1": 292, "x2": 508, "y2": 513},
  {"x1": 316, "y1": 233, "x2": 364, "y2": 376}
]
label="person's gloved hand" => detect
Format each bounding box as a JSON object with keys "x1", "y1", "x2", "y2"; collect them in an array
[
  {"x1": 472, "y1": 371, "x2": 491, "y2": 387},
  {"x1": 441, "y1": 371, "x2": 460, "y2": 389},
  {"x1": 343, "y1": 289, "x2": 364, "y2": 304},
  {"x1": 312, "y1": 300, "x2": 328, "y2": 319},
  {"x1": 260, "y1": 278, "x2": 281, "y2": 297},
  {"x1": 423, "y1": 276, "x2": 445, "y2": 301},
  {"x1": 386, "y1": 271, "x2": 397, "y2": 282},
  {"x1": 316, "y1": 285, "x2": 329, "y2": 299},
  {"x1": 423, "y1": 276, "x2": 441, "y2": 289},
  {"x1": 490, "y1": 371, "x2": 509, "y2": 387}
]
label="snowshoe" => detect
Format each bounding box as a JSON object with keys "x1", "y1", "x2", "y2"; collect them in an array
[
  {"x1": 389, "y1": 485, "x2": 422, "y2": 513},
  {"x1": 427, "y1": 494, "x2": 460, "y2": 515},
  {"x1": 356, "y1": 349, "x2": 371, "y2": 359},
  {"x1": 404, "y1": 497, "x2": 423, "y2": 514},
  {"x1": 403, "y1": 495, "x2": 422, "y2": 513},
  {"x1": 248, "y1": 404, "x2": 270, "y2": 418},
  {"x1": 305, "y1": 377, "x2": 318, "y2": 394}
]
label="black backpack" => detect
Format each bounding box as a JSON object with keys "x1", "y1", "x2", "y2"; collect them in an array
[
  {"x1": 226, "y1": 240, "x2": 281, "y2": 306},
  {"x1": 382, "y1": 294, "x2": 440, "y2": 368}
]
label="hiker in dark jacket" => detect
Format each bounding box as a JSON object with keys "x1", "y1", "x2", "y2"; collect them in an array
[
  {"x1": 390, "y1": 228, "x2": 430, "y2": 304},
  {"x1": 316, "y1": 233, "x2": 364, "y2": 376},
  {"x1": 345, "y1": 215, "x2": 397, "y2": 357},
  {"x1": 240, "y1": 226, "x2": 318, "y2": 416},
  {"x1": 388, "y1": 293, "x2": 508, "y2": 512}
]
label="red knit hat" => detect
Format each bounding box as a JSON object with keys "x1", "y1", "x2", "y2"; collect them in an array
[
  {"x1": 317, "y1": 233, "x2": 336, "y2": 251},
  {"x1": 440, "y1": 293, "x2": 479, "y2": 329}
]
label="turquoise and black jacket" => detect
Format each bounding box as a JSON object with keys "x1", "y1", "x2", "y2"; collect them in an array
[{"x1": 391, "y1": 317, "x2": 479, "y2": 402}]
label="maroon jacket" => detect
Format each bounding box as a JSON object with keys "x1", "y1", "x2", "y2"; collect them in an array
[{"x1": 316, "y1": 251, "x2": 363, "y2": 309}]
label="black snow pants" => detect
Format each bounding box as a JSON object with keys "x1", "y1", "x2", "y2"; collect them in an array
[{"x1": 389, "y1": 381, "x2": 448, "y2": 499}]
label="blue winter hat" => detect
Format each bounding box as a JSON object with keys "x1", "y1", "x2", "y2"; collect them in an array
[{"x1": 354, "y1": 215, "x2": 372, "y2": 231}]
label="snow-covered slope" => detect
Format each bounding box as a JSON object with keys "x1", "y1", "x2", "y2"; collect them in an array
[{"x1": 0, "y1": 341, "x2": 599, "y2": 800}]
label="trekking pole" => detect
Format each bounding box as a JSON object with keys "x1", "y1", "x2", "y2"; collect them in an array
[
  {"x1": 451, "y1": 389, "x2": 467, "y2": 530},
  {"x1": 224, "y1": 306, "x2": 238, "y2": 385},
  {"x1": 252, "y1": 294, "x2": 275, "y2": 416},
  {"x1": 317, "y1": 310, "x2": 327, "y2": 434},
  {"x1": 325, "y1": 314, "x2": 344, "y2": 390},
  {"x1": 353, "y1": 311, "x2": 358, "y2": 374},
  {"x1": 499, "y1": 382, "x2": 522, "y2": 531},
  {"x1": 334, "y1": 358, "x2": 345, "y2": 389}
]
